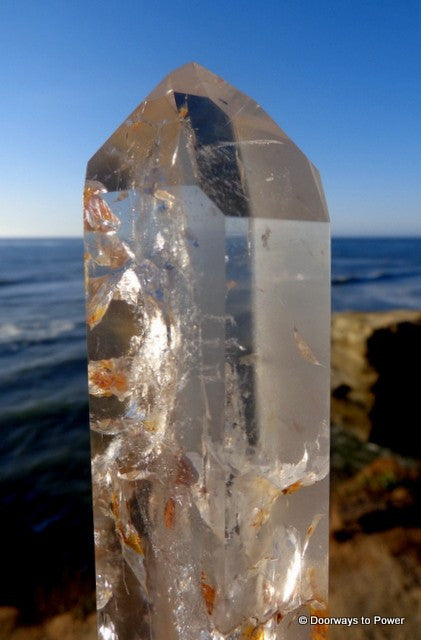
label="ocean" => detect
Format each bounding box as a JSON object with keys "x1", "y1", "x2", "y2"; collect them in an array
[{"x1": 1, "y1": 236, "x2": 421, "y2": 616}]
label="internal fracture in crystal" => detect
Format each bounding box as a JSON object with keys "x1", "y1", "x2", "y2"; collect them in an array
[{"x1": 84, "y1": 62, "x2": 330, "y2": 640}]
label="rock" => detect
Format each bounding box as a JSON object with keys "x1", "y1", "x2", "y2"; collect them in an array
[
  {"x1": 330, "y1": 528, "x2": 421, "y2": 639},
  {"x1": 44, "y1": 612, "x2": 76, "y2": 640},
  {"x1": 331, "y1": 456, "x2": 420, "y2": 538},
  {"x1": 42, "y1": 611, "x2": 97, "y2": 640},
  {"x1": 7, "y1": 624, "x2": 43, "y2": 640},
  {"x1": 0, "y1": 608, "x2": 19, "y2": 639},
  {"x1": 331, "y1": 310, "x2": 421, "y2": 450},
  {"x1": 5, "y1": 611, "x2": 97, "y2": 640},
  {"x1": 329, "y1": 448, "x2": 421, "y2": 639}
]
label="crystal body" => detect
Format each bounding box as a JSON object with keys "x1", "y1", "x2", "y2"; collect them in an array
[{"x1": 84, "y1": 63, "x2": 330, "y2": 640}]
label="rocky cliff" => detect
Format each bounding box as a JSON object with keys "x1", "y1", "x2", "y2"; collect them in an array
[{"x1": 331, "y1": 310, "x2": 421, "y2": 454}]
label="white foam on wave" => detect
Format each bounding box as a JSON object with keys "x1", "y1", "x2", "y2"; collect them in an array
[
  {"x1": 0, "y1": 323, "x2": 21, "y2": 340},
  {"x1": 0, "y1": 319, "x2": 76, "y2": 343}
]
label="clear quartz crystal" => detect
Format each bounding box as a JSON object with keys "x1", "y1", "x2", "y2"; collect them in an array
[{"x1": 84, "y1": 62, "x2": 330, "y2": 640}]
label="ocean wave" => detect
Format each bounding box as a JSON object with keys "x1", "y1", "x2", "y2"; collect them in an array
[
  {"x1": 0, "y1": 275, "x2": 56, "y2": 287},
  {"x1": 332, "y1": 269, "x2": 420, "y2": 286},
  {"x1": 0, "y1": 273, "x2": 82, "y2": 288},
  {"x1": 1, "y1": 393, "x2": 88, "y2": 430},
  {"x1": 0, "y1": 238, "x2": 77, "y2": 247},
  {"x1": 0, "y1": 278, "x2": 29, "y2": 287},
  {"x1": 0, "y1": 348, "x2": 87, "y2": 383},
  {"x1": 0, "y1": 320, "x2": 76, "y2": 344}
]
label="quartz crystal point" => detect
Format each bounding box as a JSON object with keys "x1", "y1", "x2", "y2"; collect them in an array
[{"x1": 84, "y1": 62, "x2": 330, "y2": 640}]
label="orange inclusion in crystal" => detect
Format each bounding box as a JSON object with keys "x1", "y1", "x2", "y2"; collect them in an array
[
  {"x1": 241, "y1": 624, "x2": 265, "y2": 639},
  {"x1": 282, "y1": 481, "x2": 302, "y2": 495},
  {"x1": 83, "y1": 184, "x2": 120, "y2": 232},
  {"x1": 87, "y1": 305, "x2": 108, "y2": 329},
  {"x1": 123, "y1": 530, "x2": 144, "y2": 555},
  {"x1": 308, "y1": 605, "x2": 328, "y2": 640},
  {"x1": 252, "y1": 508, "x2": 265, "y2": 528},
  {"x1": 200, "y1": 572, "x2": 215, "y2": 615},
  {"x1": 175, "y1": 455, "x2": 199, "y2": 487},
  {"x1": 226, "y1": 279, "x2": 237, "y2": 291},
  {"x1": 143, "y1": 419, "x2": 157, "y2": 432},
  {"x1": 164, "y1": 497, "x2": 175, "y2": 528},
  {"x1": 307, "y1": 566, "x2": 329, "y2": 640},
  {"x1": 111, "y1": 493, "x2": 144, "y2": 555},
  {"x1": 89, "y1": 361, "x2": 127, "y2": 396},
  {"x1": 111, "y1": 493, "x2": 119, "y2": 519}
]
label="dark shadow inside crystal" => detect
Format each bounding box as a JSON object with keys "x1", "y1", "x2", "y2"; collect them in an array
[
  {"x1": 174, "y1": 93, "x2": 250, "y2": 218},
  {"x1": 225, "y1": 234, "x2": 257, "y2": 448},
  {"x1": 88, "y1": 300, "x2": 139, "y2": 361}
]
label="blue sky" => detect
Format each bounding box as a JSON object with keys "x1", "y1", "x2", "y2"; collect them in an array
[{"x1": 0, "y1": 0, "x2": 420, "y2": 237}]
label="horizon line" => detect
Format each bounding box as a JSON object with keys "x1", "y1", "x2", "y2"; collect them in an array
[{"x1": 1, "y1": 234, "x2": 421, "y2": 240}]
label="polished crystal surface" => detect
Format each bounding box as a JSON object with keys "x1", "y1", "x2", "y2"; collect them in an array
[{"x1": 84, "y1": 62, "x2": 330, "y2": 640}]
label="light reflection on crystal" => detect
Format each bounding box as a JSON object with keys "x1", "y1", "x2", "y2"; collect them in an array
[
  {"x1": 99, "y1": 616, "x2": 117, "y2": 640},
  {"x1": 87, "y1": 233, "x2": 134, "y2": 269},
  {"x1": 85, "y1": 62, "x2": 330, "y2": 640},
  {"x1": 96, "y1": 573, "x2": 113, "y2": 610}
]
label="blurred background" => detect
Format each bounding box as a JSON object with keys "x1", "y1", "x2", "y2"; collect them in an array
[{"x1": 0, "y1": 2, "x2": 420, "y2": 639}]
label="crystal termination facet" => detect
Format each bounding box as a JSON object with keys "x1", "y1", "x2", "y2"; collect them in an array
[{"x1": 84, "y1": 62, "x2": 330, "y2": 640}]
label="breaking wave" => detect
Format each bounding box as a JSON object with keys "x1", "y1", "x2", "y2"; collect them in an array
[
  {"x1": 332, "y1": 269, "x2": 420, "y2": 286},
  {"x1": 0, "y1": 320, "x2": 77, "y2": 344}
]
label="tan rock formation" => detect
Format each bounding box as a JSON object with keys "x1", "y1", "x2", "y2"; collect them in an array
[{"x1": 331, "y1": 310, "x2": 421, "y2": 444}]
